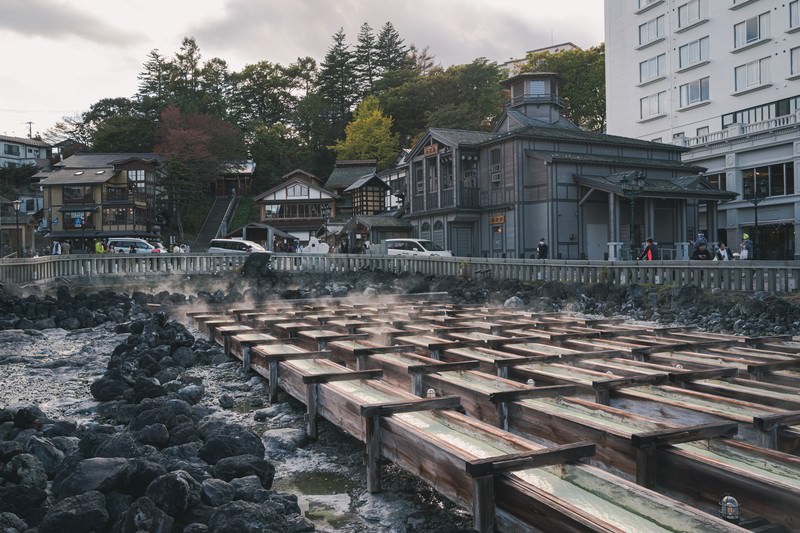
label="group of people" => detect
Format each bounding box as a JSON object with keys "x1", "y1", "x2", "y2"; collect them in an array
[{"x1": 637, "y1": 233, "x2": 754, "y2": 261}]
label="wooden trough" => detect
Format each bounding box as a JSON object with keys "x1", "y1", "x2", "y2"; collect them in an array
[{"x1": 183, "y1": 301, "x2": 800, "y2": 532}]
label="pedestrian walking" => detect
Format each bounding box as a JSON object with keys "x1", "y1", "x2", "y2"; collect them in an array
[
  {"x1": 637, "y1": 238, "x2": 659, "y2": 261},
  {"x1": 536, "y1": 238, "x2": 548, "y2": 259}
]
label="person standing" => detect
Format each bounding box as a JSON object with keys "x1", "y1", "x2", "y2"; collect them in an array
[
  {"x1": 637, "y1": 238, "x2": 658, "y2": 260},
  {"x1": 61, "y1": 241, "x2": 71, "y2": 255},
  {"x1": 536, "y1": 238, "x2": 548, "y2": 259},
  {"x1": 51, "y1": 240, "x2": 62, "y2": 255},
  {"x1": 691, "y1": 242, "x2": 713, "y2": 260},
  {"x1": 740, "y1": 233, "x2": 753, "y2": 260},
  {"x1": 715, "y1": 242, "x2": 732, "y2": 261}
]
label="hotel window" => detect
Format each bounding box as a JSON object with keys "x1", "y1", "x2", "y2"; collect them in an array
[
  {"x1": 640, "y1": 91, "x2": 667, "y2": 119},
  {"x1": 639, "y1": 54, "x2": 666, "y2": 83},
  {"x1": 742, "y1": 162, "x2": 795, "y2": 197},
  {"x1": 678, "y1": 0, "x2": 704, "y2": 28},
  {"x1": 734, "y1": 12, "x2": 769, "y2": 49},
  {"x1": 696, "y1": 126, "x2": 710, "y2": 137},
  {"x1": 706, "y1": 172, "x2": 727, "y2": 191},
  {"x1": 679, "y1": 36, "x2": 710, "y2": 68},
  {"x1": 639, "y1": 15, "x2": 665, "y2": 46},
  {"x1": 679, "y1": 77, "x2": 710, "y2": 107},
  {"x1": 735, "y1": 57, "x2": 770, "y2": 91},
  {"x1": 791, "y1": 1, "x2": 799, "y2": 30},
  {"x1": 638, "y1": 0, "x2": 660, "y2": 9},
  {"x1": 792, "y1": 47, "x2": 800, "y2": 77}
]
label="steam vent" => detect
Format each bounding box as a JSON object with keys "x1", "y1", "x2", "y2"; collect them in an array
[{"x1": 183, "y1": 293, "x2": 800, "y2": 532}]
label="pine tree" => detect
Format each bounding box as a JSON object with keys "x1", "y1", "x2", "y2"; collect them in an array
[
  {"x1": 354, "y1": 22, "x2": 377, "y2": 98},
  {"x1": 375, "y1": 22, "x2": 409, "y2": 75},
  {"x1": 318, "y1": 28, "x2": 357, "y2": 126}
]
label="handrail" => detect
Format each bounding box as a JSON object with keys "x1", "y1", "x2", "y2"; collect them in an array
[{"x1": 2, "y1": 253, "x2": 799, "y2": 294}]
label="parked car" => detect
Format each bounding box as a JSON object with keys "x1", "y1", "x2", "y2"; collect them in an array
[
  {"x1": 384, "y1": 238, "x2": 453, "y2": 257},
  {"x1": 207, "y1": 239, "x2": 268, "y2": 254},
  {"x1": 107, "y1": 238, "x2": 157, "y2": 254}
]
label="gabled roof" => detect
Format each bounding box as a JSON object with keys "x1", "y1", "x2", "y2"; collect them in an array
[
  {"x1": 278, "y1": 168, "x2": 324, "y2": 184},
  {"x1": 574, "y1": 170, "x2": 737, "y2": 201},
  {"x1": 325, "y1": 160, "x2": 378, "y2": 190},
  {"x1": 0, "y1": 134, "x2": 51, "y2": 148},
  {"x1": 53, "y1": 153, "x2": 162, "y2": 169},
  {"x1": 254, "y1": 174, "x2": 337, "y2": 202},
  {"x1": 344, "y1": 173, "x2": 390, "y2": 193}
]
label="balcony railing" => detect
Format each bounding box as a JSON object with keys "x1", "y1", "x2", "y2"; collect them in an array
[{"x1": 682, "y1": 111, "x2": 800, "y2": 147}]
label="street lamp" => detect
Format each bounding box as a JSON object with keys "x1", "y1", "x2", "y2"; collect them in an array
[
  {"x1": 743, "y1": 178, "x2": 768, "y2": 260},
  {"x1": 620, "y1": 172, "x2": 646, "y2": 260},
  {"x1": 12, "y1": 199, "x2": 21, "y2": 258}
]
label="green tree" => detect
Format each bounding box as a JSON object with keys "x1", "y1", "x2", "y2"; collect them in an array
[
  {"x1": 375, "y1": 22, "x2": 409, "y2": 75},
  {"x1": 77, "y1": 97, "x2": 156, "y2": 152},
  {"x1": 318, "y1": 28, "x2": 357, "y2": 128},
  {"x1": 518, "y1": 44, "x2": 606, "y2": 132},
  {"x1": 330, "y1": 96, "x2": 399, "y2": 169},
  {"x1": 230, "y1": 60, "x2": 296, "y2": 131},
  {"x1": 354, "y1": 22, "x2": 377, "y2": 98}
]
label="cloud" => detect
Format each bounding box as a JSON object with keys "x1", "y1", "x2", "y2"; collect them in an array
[
  {"x1": 0, "y1": 0, "x2": 141, "y2": 46},
  {"x1": 186, "y1": 0, "x2": 602, "y2": 69}
]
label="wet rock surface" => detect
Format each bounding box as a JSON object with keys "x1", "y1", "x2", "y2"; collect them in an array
[{"x1": 3, "y1": 272, "x2": 800, "y2": 532}]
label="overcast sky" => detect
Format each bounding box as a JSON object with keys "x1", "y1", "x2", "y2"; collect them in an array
[{"x1": 0, "y1": 0, "x2": 604, "y2": 139}]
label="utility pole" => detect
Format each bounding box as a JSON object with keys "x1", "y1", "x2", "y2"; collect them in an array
[{"x1": 25, "y1": 122, "x2": 33, "y2": 138}]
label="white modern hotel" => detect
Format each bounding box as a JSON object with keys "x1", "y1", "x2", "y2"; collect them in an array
[{"x1": 605, "y1": 0, "x2": 800, "y2": 259}]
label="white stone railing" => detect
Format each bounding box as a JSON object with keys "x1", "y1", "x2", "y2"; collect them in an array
[
  {"x1": 683, "y1": 111, "x2": 800, "y2": 147},
  {"x1": 2, "y1": 253, "x2": 800, "y2": 294}
]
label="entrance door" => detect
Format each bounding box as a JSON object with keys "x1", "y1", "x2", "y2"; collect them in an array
[
  {"x1": 453, "y1": 226, "x2": 473, "y2": 257},
  {"x1": 586, "y1": 224, "x2": 608, "y2": 260}
]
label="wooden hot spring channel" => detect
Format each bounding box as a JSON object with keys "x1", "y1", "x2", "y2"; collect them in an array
[{"x1": 178, "y1": 296, "x2": 800, "y2": 533}]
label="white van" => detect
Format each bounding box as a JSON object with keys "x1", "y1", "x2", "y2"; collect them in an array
[
  {"x1": 208, "y1": 239, "x2": 268, "y2": 254},
  {"x1": 107, "y1": 238, "x2": 157, "y2": 254},
  {"x1": 384, "y1": 238, "x2": 452, "y2": 257}
]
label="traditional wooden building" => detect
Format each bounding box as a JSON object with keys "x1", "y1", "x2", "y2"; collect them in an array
[
  {"x1": 254, "y1": 169, "x2": 336, "y2": 244},
  {"x1": 403, "y1": 72, "x2": 735, "y2": 259},
  {"x1": 34, "y1": 153, "x2": 163, "y2": 251}
]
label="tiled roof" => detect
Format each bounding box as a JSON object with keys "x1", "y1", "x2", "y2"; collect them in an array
[
  {"x1": 574, "y1": 170, "x2": 737, "y2": 201},
  {"x1": 37, "y1": 167, "x2": 117, "y2": 186},
  {"x1": 325, "y1": 160, "x2": 377, "y2": 190},
  {"x1": 53, "y1": 153, "x2": 162, "y2": 169},
  {"x1": 427, "y1": 128, "x2": 495, "y2": 147},
  {"x1": 526, "y1": 150, "x2": 703, "y2": 172},
  {"x1": 343, "y1": 174, "x2": 389, "y2": 192},
  {"x1": 0, "y1": 134, "x2": 51, "y2": 148}
]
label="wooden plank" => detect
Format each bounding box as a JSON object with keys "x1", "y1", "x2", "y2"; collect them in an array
[
  {"x1": 465, "y1": 442, "x2": 596, "y2": 477},
  {"x1": 252, "y1": 349, "x2": 332, "y2": 361},
  {"x1": 753, "y1": 410, "x2": 800, "y2": 432},
  {"x1": 360, "y1": 396, "x2": 463, "y2": 417},
  {"x1": 747, "y1": 358, "x2": 800, "y2": 373},
  {"x1": 302, "y1": 369, "x2": 384, "y2": 384},
  {"x1": 488, "y1": 385, "x2": 577, "y2": 404},
  {"x1": 630, "y1": 422, "x2": 739, "y2": 448}
]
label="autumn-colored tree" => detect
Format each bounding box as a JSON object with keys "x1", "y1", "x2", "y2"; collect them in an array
[
  {"x1": 155, "y1": 106, "x2": 246, "y2": 235},
  {"x1": 517, "y1": 44, "x2": 606, "y2": 132},
  {"x1": 330, "y1": 96, "x2": 399, "y2": 169}
]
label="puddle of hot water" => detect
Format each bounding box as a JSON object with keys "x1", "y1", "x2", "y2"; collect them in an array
[{"x1": 272, "y1": 471, "x2": 364, "y2": 529}]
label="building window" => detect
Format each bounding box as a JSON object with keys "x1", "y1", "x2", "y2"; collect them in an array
[
  {"x1": 3, "y1": 144, "x2": 20, "y2": 156},
  {"x1": 678, "y1": 0, "x2": 704, "y2": 28},
  {"x1": 414, "y1": 162, "x2": 423, "y2": 194},
  {"x1": 639, "y1": 54, "x2": 666, "y2": 83},
  {"x1": 426, "y1": 158, "x2": 438, "y2": 191},
  {"x1": 722, "y1": 95, "x2": 800, "y2": 126},
  {"x1": 791, "y1": 1, "x2": 799, "y2": 30},
  {"x1": 696, "y1": 126, "x2": 710, "y2": 137},
  {"x1": 679, "y1": 36, "x2": 710, "y2": 69},
  {"x1": 639, "y1": 15, "x2": 665, "y2": 46},
  {"x1": 526, "y1": 79, "x2": 546, "y2": 96},
  {"x1": 706, "y1": 172, "x2": 727, "y2": 191},
  {"x1": 792, "y1": 47, "x2": 800, "y2": 76},
  {"x1": 734, "y1": 12, "x2": 769, "y2": 49},
  {"x1": 640, "y1": 91, "x2": 667, "y2": 119},
  {"x1": 490, "y1": 149, "x2": 502, "y2": 182},
  {"x1": 742, "y1": 162, "x2": 795, "y2": 197},
  {"x1": 735, "y1": 57, "x2": 770, "y2": 92},
  {"x1": 638, "y1": 0, "x2": 661, "y2": 9},
  {"x1": 679, "y1": 77, "x2": 710, "y2": 107},
  {"x1": 63, "y1": 185, "x2": 93, "y2": 203},
  {"x1": 287, "y1": 184, "x2": 308, "y2": 197},
  {"x1": 105, "y1": 186, "x2": 127, "y2": 202}
]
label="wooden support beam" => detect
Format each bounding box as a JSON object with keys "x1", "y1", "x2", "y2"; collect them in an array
[
  {"x1": 465, "y1": 442, "x2": 596, "y2": 477},
  {"x1": 631, "y1": 422, "x2": 738, "y2": 488},
  {"x1": 360, "y1": 396, "x2": 462, "y2": 417},
  {"x1": 668, "y1": 367, "x2": 739, "y2": 383},
  {"x1": 305, "y1": 383, "x2": 318, "y2": 439},
  {"x1": 301, "y1": 369, "x2": 383, "y2": 384},
  {"x1": 753, "y1": 410, "x2": 800, "y2": 449},
  {"x1": 629, "y1": 339, "x2": 737, "y2": 359},
  {"x1": 592, "y1": 373, "x2": 669, "y2": 405},
  {"x1": 747, "y1": 359, "x2": 800, "y2": 374},
  {"x1": 256, "y1": 350, "x2": 333, "y2": 362},
  {"x1": 407, "y1": 360, "x2": 482, "y2": 375},
  {"x1": 365, "y1": 414, "x2": 382, "y2": 493},
  {"x1": 472, "y1": 475, "x2": 495, "y2": 533}
]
